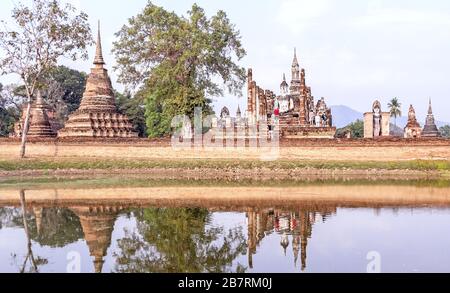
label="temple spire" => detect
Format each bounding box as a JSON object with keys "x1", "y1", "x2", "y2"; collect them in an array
[
  {"x1": 292, "y1": 48, "x2": 299, "y2": 66},
  {"x1": 422, "y1": 98, "x2": 441, "y2": 137},
  {"x1": 291, "y1": 48, "x2": 300, "y2": 82},
  {"x1": 280, "y1": 73, "x2": 289, "y2": 94},
  {"x1": 36, "y1": 89, "x2": 43, "y2": 105},
  {"x1": 94, "y1": 20, "x2": 105, "y2": 65}
]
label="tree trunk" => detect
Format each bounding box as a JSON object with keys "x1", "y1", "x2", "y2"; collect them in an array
[
  {"x1": 19, "y1": 189, "x2": 29, "y2": 238},
  {"x1": 19, "y1": 189, "x2": 38, "y2": 273},
  {"x1": 19, "y1": 96, "x2": 32, "y2": 158}
]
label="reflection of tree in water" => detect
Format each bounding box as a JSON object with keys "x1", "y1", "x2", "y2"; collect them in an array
[
  {"x1": 18, "y1": 191, "x2": 45, "y2": 273},
  {"x1": 1, "y1": 196, "x2": 84, "y2": 273},
  {"x1": 28, "y1": 208, "x2": 83, "y2": 248},
  {"x1": 114, "y1": 208, "x2": 247, "y2": 273},
  {"x1": 0, "y1": 207, "x2": 23, "y2": 229},
  {"x1": 0, "y1": 207, "x2": 83, "y2": 248}
]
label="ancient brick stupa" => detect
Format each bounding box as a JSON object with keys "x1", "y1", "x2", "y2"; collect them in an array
[
  {"x1": 422, "y1": 99, "x2": 441, "y2": 137},
  {"x1": 58, "y1": 23, "x2": 137, "y2": 138},
  {"x1": 404, "y1": 105, "x2": 422, "y2": 138},
  {"x1": 27, "y1": 90, "x2": 57, "y2": 138}
]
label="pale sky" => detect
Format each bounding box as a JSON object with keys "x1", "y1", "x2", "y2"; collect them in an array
[{"x1": 1, "y1": 0, "x2": 450, "y2": 122}]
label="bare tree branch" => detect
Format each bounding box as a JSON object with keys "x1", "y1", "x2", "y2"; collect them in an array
[{"x1": 0, "y1": 0, "x2": 93, "y2": 157}]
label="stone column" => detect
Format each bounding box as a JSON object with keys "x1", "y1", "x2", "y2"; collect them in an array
[
  {"x1": 364, "y1": 113, "x2": 374, "y2": 138},
  {"x1": 381, "y1": 113, "x2": 391, "y2": 137}
]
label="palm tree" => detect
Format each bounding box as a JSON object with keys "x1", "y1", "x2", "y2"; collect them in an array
[{"x1": 388, "y1": 98, "x2": 402, "y2": 128}]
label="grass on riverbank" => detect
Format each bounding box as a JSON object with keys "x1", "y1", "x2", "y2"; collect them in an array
[
  {"x1": 0, "y1": 157, "x2": 449, "y2": 171},
  {"x1": 1, "y1": 176, "x2": 450, "y2": 190}
]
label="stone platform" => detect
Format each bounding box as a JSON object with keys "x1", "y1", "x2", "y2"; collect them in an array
[{"x1": 278, "y1": 126, "x2": 336, "y2": 139}]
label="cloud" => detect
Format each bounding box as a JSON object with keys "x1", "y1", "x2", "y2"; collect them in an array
[
  {"x1": 353, "y1": 8, "x2": 450, "y2": 28},
  {"x1": 276, "y1": 0, "x2": 333, "y2": 34},
  {"x1": 277, "y1": 0, "x2": 450, "y2": 33}
]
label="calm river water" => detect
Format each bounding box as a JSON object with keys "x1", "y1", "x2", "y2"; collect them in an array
[{"x1": 0, "y1": 177, "x2": 450, "y2": 273}]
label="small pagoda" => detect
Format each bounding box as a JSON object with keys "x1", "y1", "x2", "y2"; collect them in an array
[
  {"x1": 58, "y1": 22, "x2": 137, "y2": 138},
  {"x1": 422, "y1": 99, "x2": 441, "y2": 137},
  {"x1": 27, "y1": 90, "x2": 57, "y2": 138}
]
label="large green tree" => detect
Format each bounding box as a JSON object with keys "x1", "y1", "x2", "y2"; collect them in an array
[
  {"x1": 41, "y1": 65, "x2": 87, "y2": 129},
  {"x1": 336, "y1": 119, "x2": 364, "y2": 138},
  {"x1": 9, "y1": 66, "x2": 87, "y2": 130},
  {"x1": 0, "y1": 107, "x2": 15, "y2": 137},
  {"x1": 113, "y1": 2, "x2": 246, "y2": 137},
  {"x1": 0, "y1": 83, "x2": 20, "y2": 136},
  {"x1": 46, "y1": 65, "x2": 87, "y2": 115},
  {"x1": 440, "y1": 125, "x2": 450, "y2": 138},
  {"x1": 116, "y1": 90, "x2": 147, "y2": 137},
  {"x1": 0, "y1": 84, "x2": 26, "y2": 115},
  {"x1": 0, "y1": 83, "x2": 9, "y2": 136},
  {"x1": 0, "y1": 0, "x2": 93, "y2": 157}
]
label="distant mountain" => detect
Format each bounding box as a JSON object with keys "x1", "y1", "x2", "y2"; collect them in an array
[
  {"x1": 330, "y1": 105, "x2": 450, "y2": 129},
  {"x1": 390, "y1": 123, "x2": 403, "y2": 137},
  {"x1": 330, "y1": 105, "x2": 363, "y2": 128}
]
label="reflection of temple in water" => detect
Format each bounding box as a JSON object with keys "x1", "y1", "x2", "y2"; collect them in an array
[
  {"x1": 70, "y1": 206, "x2": 123, "y2": 273},
  {"x1": 33, "y1": 207, "x2": 44, "y2": 236},
  {"x1": 29, "y1": 203, "x2": 336, "y2": 273},
  {"x1": 247, "y1": 206, "x2": 337, "y2": 271},
  {"x1": 30, "y1": 205, "x2": 123, "y2": 273},
  {"x1": 10, "y1": 190, "x2": 428, "y2": 273}
]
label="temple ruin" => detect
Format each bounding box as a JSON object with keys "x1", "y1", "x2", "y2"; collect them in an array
[
  {"x1": 11, "y1": 91, "x2": 58, "y2": 138},
  {"x1": 364, "y1": 100, "x2": 390, "y2": 138},
  {"x1": 27, "y1": 91, "x2": 57, "y2": 138},
  {"x1": 246, "y1": 206, "x2": 336, "y2": 271},
  {"x1": 58, "y1": 23, "x2": 137, "y2": 138},
  {"x1": 404, "y1": 105, "x2": 422, "y2": 138},
  {"x1": 246, "y1": 49, "x2": 336, "y2": 138}
]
